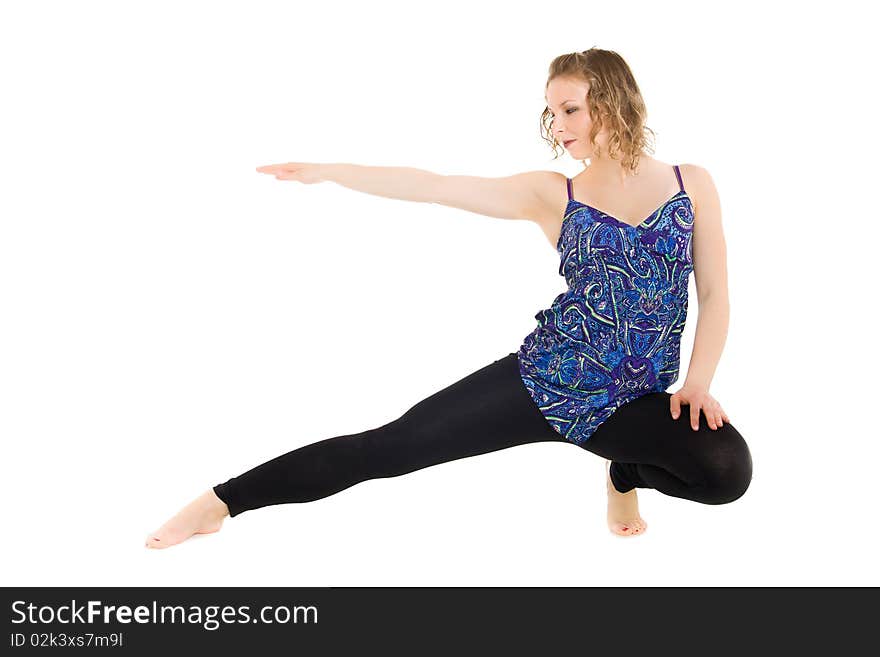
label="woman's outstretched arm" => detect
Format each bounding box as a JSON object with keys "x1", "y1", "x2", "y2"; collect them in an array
[{"x1": 256, "y1": 162, "x2": 556, "y2": 224}]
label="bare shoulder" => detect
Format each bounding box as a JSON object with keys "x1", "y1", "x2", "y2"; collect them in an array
[
  {"x1": 677, "y1": 163, "x2": 718, "y2": 218},
  {"x1": 517, "y1": 169, "x2": 569, "y2": 227}
]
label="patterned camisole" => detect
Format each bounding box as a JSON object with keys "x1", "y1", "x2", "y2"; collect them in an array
[{"x1": 517, "y1": 165, "x2": 695, "y2": 445}]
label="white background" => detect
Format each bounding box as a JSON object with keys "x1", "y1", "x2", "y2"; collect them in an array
[{"x1": 2, "y1": 0, "x2": 877, "y2": 586}]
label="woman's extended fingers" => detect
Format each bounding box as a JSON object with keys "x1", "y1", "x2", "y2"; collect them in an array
[
  {"x1": 256, "y1": 163, "x2": 303, "y2": 174},
  {"x1": 690, "y1": 403, "x2": 701, "y2": 431},
  {"x1": 255, "y1": 162, "x2": 325, "y2": 184}
]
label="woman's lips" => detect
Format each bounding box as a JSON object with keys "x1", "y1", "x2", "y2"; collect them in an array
[{"x1": 563, "y1": 139, "x2": 576, "y2": 148}]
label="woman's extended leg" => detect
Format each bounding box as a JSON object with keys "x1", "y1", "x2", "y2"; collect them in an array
[
  {"x1": 212, "y1": 351, "x2": 566, "y2": 517},
  {"x1": 582, "y1": 392, "x2": 753, "y2": 505},
  {"x1": 146, "y1": 352, "x2": 565, "y2": 548}
]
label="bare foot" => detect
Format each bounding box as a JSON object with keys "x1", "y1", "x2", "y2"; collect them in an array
[
  {"x1": 145, "y1": 489, "x2": 230, "y2": 549},
  {"x1": 605, "y1": 460, "x2": 648, "y2": 537}
]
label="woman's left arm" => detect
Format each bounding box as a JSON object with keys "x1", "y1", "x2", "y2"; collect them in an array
[{"x1": 669, "y1": 165, "x2": 732, "y2": 431}]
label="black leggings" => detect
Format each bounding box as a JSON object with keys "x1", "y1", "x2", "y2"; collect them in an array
[{"x1": 213, "y1": 352, "x2": 753, "y2": 517}]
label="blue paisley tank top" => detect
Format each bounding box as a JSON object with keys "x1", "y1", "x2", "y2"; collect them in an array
[{"x1": 517, "y1": 165, "x2": 694, "y2": 445}]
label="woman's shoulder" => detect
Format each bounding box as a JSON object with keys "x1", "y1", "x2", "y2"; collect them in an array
[
  {"x1": 530, "y1": 170, "x2": 571, "y2": 213},
  {"x1": 674, "y1": 163, "x2": 717, "y2": 217},
  {"x1": 675, "y1": 162, "x2": 710, "y2": 190}
]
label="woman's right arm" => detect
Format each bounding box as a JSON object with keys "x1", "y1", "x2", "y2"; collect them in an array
[{"x1": 257, "y1": 162, "x2": 558, "y2": 225}]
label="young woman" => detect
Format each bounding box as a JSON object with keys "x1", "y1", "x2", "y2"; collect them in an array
[{"x1": 146, "y1": 48, "x2": 752, "y2": 549}]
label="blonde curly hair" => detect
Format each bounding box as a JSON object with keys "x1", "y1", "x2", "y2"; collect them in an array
[{"x1": 541, "y1": 48, "x2": 657, "y2": 174}]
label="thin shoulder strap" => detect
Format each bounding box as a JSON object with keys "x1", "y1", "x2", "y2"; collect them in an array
[
  {"x1": 566, "y1": 177, "x2": 574, "y2": 201},
  {"x1": 673, "y1": 165, "x2": 685, "y2": 193}
]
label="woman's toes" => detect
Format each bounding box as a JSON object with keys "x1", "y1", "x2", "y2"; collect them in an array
[
  {"x1": 145, "y1": 528, "x2": 182, "y2": 549},
  {"x1": 609, "y1": 519, "x2": 647, "y2": 537}
]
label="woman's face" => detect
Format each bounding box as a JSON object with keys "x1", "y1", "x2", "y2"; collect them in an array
[{"x1": 545, "y1": 76, "x2": 607, "y2": 160}]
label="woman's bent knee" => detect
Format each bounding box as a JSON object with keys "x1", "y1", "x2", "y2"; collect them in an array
[{"x1": 700, "y1": 427, "x2": 754, "y2": 504}]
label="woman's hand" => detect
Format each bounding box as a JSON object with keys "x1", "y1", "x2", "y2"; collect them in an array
[
  {"x1": 256, "y1": 162, "x2": 326, "y2": 184},
  {"x1": 669, "y1": 385, "x2": 730, "y2": 431}
]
